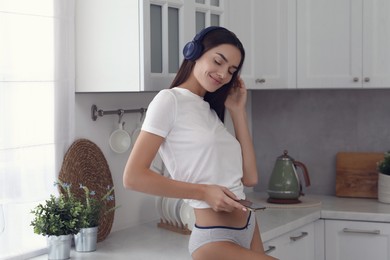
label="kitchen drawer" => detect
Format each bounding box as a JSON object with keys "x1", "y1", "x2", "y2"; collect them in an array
[{"x1": 325, "y1": 219, "x2": 390, "y2": 260}]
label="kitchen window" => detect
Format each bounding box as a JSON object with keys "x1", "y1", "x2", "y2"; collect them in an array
[{"x1": 0, "y1": 0, "x2": 75, "y2": 258}]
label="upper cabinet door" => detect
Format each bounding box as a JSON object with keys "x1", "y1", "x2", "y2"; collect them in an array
[
  {"x1": 76, "y1": 0, "x2": 141, "y2": 92},
  {"x1": 226, "y1": 0, "x2": 296, "y2": 89},
  {"x1": 142, "y1": 0, "x2": 183, "y2": 92},
  {"x1": 76, "y1": 0, "x2": 182, "y2": 92},
  {"x1": 362, "y1": 0, "x2": 390, "y2": 88},
  {"x1": 181, "y1": 0, "x2": 226, "y2": 56},
  {"x1": 297, "y1": 0, "x2": 363, "y2": 89},
  {"x1": 194, "y1": 0, "x2": 224, "y2": 30},
  {"x1": 146, "y1": 0, "x2": 226, "y2": 91},
  {"x1": 297, "y1": 0, "x2": 390, "y2": 89}
]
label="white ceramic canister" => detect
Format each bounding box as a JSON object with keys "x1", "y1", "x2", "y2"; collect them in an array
[{"x1": 378, "y1": 172, "x2": 390, "y2": 203}]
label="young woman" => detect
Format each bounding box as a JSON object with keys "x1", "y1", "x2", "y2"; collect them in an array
[{"x1": 123, "y1": 26, "x2": 277, "y2": 260}]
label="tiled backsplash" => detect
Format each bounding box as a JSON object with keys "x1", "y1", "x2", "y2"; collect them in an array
[{"x1": 251, "y1": 89, "x2": 390, "y2": 195}]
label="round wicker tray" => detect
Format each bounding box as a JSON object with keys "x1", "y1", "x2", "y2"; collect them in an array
[{"x1": 58, "y1": 138, "x2": 115, "y2": 242}]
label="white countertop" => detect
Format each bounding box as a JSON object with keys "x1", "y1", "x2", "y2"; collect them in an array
[
  {"x1": 316, "y1": 195, "x2": 390, "y2": 222},
  {"x1": 247, "y1": 192, "x2": 390, "y2": 241},
  {"x1": 30, "y1": 193, "x2": 390, "y2": 260}
]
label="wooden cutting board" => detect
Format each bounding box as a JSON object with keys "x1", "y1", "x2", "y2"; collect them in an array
[{"x1": 336, "y1": 152, "x2": 384, "y2": 198}]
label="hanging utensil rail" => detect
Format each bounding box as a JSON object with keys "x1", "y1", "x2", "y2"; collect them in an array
[{"x1": 91, "y1": 104, "x2": 146, "y2": 121}]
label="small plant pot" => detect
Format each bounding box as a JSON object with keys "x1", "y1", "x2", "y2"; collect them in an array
[
  {"x1": 378, "y1": 172, "x2": 390, "y2": 204},
  {"x1": 74, "y1": 226, "x2": 98, "y2": 252},
  {"x1": 47, "y1": 234, "x2": 72, "y2": 260}
]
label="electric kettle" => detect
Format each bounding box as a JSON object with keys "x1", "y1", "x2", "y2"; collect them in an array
[{"x1": 267, "y1": 150, "x2": 311, "y2": 204}]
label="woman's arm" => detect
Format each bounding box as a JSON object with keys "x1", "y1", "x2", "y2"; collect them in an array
[
  {"x1": 123, "y1": 130, "x2": 248, "y2": 212},
  {"x1": 225, "y1": 78, "x2": 258, "y2": 187},
  {"x1": 123, "y1": 131, "x2": 203, "y2": 198}
]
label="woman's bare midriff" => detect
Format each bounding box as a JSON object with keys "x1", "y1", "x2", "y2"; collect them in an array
[{"x1": 194, "y1": 207, "x2": 250, "y2": 228}]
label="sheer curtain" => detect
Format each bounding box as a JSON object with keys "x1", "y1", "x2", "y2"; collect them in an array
[{"x1": 0, "y1": 0, "x2": 75, "y2": 258}]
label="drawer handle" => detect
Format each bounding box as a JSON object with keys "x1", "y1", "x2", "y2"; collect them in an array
[
  {"x1": 255, "y1": 78, "x2": 266, "y2": 84},
  {"x1": 290, "y1": 231, "x2": 308, "y2": 241},
  {"x1": 264, "y1": 245, "x2": 276, "y2": 254},
  {"x1": 343, "y1": 228, "x2": 380, "y2": 235}
]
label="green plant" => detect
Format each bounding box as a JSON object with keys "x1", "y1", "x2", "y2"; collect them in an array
[
  {"x1": 78, "y1": 184, "x2": 119, "y2": 228},
  {"x1": 30, "y1": 182, "x2": 84, "y2": 236},
  {"x1": 378, "y1": 151, "x2": 390, "y2": 175}
]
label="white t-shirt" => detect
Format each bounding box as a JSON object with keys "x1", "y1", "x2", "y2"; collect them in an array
[{"x1": 142, "y1": 87, "x2": 245, "y2": 208}]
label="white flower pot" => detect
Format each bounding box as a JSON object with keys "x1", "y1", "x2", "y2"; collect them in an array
[
  {"x1": 378, "y1": 172, "x2": 390, "y2": 204},
  {"x1": 47, "y1": 234, "x2": 72, "y2": 260},
  {"x1": 74, "y1": 226, "x2": 98, "y2": 252}
]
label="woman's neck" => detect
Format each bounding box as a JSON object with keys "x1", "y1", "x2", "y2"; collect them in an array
[{"x1": 178, "y1": 74, "x2": 206, "y2": 97}]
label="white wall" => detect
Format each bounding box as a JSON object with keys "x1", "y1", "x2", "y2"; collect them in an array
[{"x1": 75, "y1": 92, "x2": 159, "y2": 232}]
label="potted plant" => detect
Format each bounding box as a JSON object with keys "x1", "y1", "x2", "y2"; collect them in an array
[
  {"x1": 30, "y1": 182, "x2": 84, "y2": 259},
  {"x1": 73, "y1": 184, "x2": 119, "y2": 252},
  {"x1": 377, "y1": 151, "x2": 390, "y2": 203}
]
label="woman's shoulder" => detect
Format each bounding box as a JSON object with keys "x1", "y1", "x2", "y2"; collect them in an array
[
  {"x1": 158, "y1": 87, "x2": 185, "y2": 96},
  {"x1": 154, "y1": 88, "x2": 192, "y2": 102},
  {"x1": 152, "y1": 88, "x2": 177, "y2": 103},
  {"x1": 151, "y1": 87, "x2": 204, "y2": 110},
  {"x1": 155, "y1": 87, "x2": 191, "y2": 100}
]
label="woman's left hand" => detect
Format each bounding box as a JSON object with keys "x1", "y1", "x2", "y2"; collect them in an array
[{"x1": 225, "y1": 76, "x2": 247, "y2": 112}]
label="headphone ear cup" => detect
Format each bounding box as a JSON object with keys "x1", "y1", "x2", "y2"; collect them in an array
[
  {"x1": 183, "y1": 40, "x2": 203, "y2": 61},
  {"x1": 183, "y1": 26, "x2": 223, "y2": 61}
]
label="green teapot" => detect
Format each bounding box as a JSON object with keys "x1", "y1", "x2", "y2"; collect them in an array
[{"x1": 267, "y1": 150, "x2": 311, "y2": 203}]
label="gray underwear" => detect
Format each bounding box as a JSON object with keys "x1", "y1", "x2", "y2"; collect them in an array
[{"x1": 188, "y1": 211, "x2": 255, "y2": 255}]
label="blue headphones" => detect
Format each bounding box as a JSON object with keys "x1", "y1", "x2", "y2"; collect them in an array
[{"x1": 183, "y1": 26, "x2": 227, "y2": 61}]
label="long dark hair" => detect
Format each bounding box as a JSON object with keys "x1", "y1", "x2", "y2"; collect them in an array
[{"x1": 170, "y1": 27, "x2": 245, "y2": 122}]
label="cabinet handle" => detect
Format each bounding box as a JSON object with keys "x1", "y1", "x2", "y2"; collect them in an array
[
  {"x1": 364, "y1": 77, "x2": 370, "y2": 82},
  {"x1": 353, "y1": 77, "x2": 359, "y2": 82},
  {"x1": 255, "y1": 78, "x2": 266, "y2": 84},
  {"x1": 290, "y1": 231, "x2": 308, "y2": 241},
  {"x1": 264, "y1": 245, "x2": 276, "y2": 254},
  {"x1": 343, "y1": 228, "x2": 380, "y2": 235}
]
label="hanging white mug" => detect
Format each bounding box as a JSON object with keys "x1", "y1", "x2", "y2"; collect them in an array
[{"x1": 109, "y1": 122, "x2": 131, "y2": 153}]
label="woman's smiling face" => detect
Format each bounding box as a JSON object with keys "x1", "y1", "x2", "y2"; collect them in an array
[{"x1": 192, "y1": 44, "x2": 242, "y2": 94}]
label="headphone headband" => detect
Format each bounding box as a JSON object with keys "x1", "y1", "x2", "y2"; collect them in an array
[{"x1": 183, "y1": 26, "x2": 226, "y2": 61}]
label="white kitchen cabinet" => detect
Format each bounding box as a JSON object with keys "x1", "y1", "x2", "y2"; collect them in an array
[
  {"x1": 76, "y1": 0, "x2": 180, "y2": 92},
  {"x1": 263, "y1": 220, "x2": 323, "y2": 260},
  {"x1": 297, "y1": 0, "x2": 390, "y2": 89},
  {"x1": 192, "y1": 0, "x2": 225, "y2": 32},
  {"x1": 325, "y1": 219, "x2": 390, "y2": 260},
  {"x1": 76, "y1": 0, "x2": 226, "y2": 92},
  {"x1": 226, "y1": 0, "x2": 296, "y2": 89}
]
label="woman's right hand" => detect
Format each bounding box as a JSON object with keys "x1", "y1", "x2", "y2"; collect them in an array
[{"x1": 203, "y1": 185, "x2": 247, "y2": 212}]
